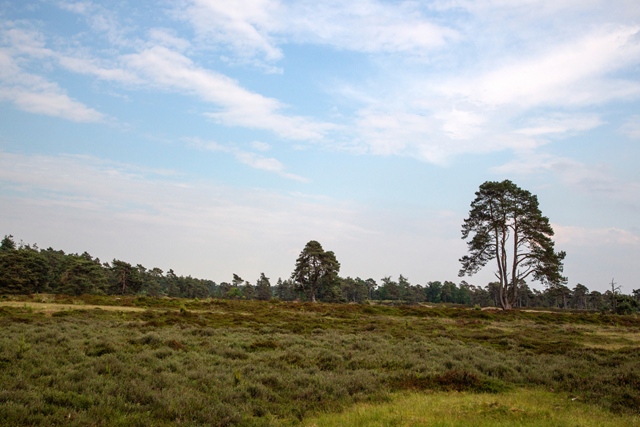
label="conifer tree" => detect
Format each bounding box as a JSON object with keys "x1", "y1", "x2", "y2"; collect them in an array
[{"x1": 459, "y1": 180, "x2": 566, "y2": 310}]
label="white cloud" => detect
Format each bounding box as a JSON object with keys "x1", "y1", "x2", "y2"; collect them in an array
[
  {"x1": 187, "y1": 137, "x2": 307, "y2": 181},
  {"x1": 0, "y1": 23, "x2": 331, "y2": 138},
  {"x1": 334, "y1": 24, "x2": 640, "y2": 163},
  {"x1": 57, "y1": 1, "x2": 134, "y2": 46},
  {"x1": 494, "y1": 154, "x2": 640, "y2": 208},
  {"x1": 0, "y1": 23, "x2": 136, "y2": 84},
  {"x1": 180, "y1": 0, "x2": 283, "y2": 61},
  {"x1": 284, "y1": 0, "x2": 457, "y2": 54},
  {"x1": 515, "y1": 114, "x2": 605, "y2": 136},
  {"x1": 436, "y1": 109, "x2": 486, "y2": 140},
  {"x1": 148, "y1": 28, "x2": 191, "y2": 52},
  {"x1": 123, "y1": 45, "x2": 332, "y2": 140},
  {"x1": 0, "y1": 48, "x2": 104, "y2": 122},
  {"x1": 57, "y1": 1, "x2": 93, "y2": 15},
  {"x1": 620, "y1": 115, "x2": 640, "y2": 139},
  {"x1": 350, "y1": 104, "x2": 543, "y2": 163},
  {"x1": 57, "y1": 55, "x2": 141, "y2": 84},
  {"x1": 250, "y1": 141, "x2": 271, "y2": 151},
  {"x1": 0, "y1": 25, "x2": 52, "y2": 59},
  {"x1": 441, "y1": 26, "x2": 640, "y2": 108},
  {"x1": 234, "y1": 150, "x2": 308, "y2": 182},
  {"x1": 433, "y1": 0, "x2": 640, "y2": 24},
  {"x1": 433, "y1": 0, "x2": 605, "y2": 15},
  {"x1": 553, "y1": 224, "x2": 639, "y2": 246},
  {"x1": 179, "y1": 0, "x2": 457, "y2": 63},
  {"x1": 0, "y1": 85, "x2": 104, "y2": 122},
  {"x1": 5, "y1": 0, "x2": 640, "y2": 168}
]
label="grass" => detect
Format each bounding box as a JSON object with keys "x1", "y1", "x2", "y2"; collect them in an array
[
  {"x1": 0, "y1": 296, "x2": 639, "y2": 426},
  {"x1": 304, "y1": 388, "x2": 640, "y2": 427}
]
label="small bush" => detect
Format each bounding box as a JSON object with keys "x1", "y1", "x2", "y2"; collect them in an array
[{"x1": 249, "y1": 340, "x2": 278, "y2": 351}]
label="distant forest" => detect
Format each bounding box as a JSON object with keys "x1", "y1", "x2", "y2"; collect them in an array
[{"x1": 1, "y1": 234, "x2": 638, "y2": 313}]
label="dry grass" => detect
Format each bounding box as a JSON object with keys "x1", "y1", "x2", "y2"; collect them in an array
[
  {"x1": 0, "y1": 301, "x2": 150, "y2": 316},
  {"x1": 304, "y1": 388, "x2": 640, "y2": 427},
  {"x1": 581, "y1": 329, "x2": 640, "y2": 349}
]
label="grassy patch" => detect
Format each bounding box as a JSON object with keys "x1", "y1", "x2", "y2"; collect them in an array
[{"x1": 304, "y1": 388, "x2": 640, "y2": 427}]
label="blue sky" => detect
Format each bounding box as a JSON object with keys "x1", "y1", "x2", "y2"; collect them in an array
[{"x1": 1, "y1": 0, "x2": 639, "y2": 292}]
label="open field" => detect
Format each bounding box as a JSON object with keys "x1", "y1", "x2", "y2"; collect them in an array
[{"x1": 0, "y1": 295, "x2": 639, "y2": 426}]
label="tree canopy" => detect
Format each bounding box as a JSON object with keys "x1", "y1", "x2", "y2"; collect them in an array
[
  {"x1": 291, "y1": 240, "x2": 340, "y2": 303},
  {"x1": 1, "y1": 232, "x2": 636, "y2": 313},
  {"x1": 458, "y1": 180, "x2": 566, "y2": 310}
]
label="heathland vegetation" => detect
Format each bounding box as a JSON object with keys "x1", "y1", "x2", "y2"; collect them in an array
[
  {"x1": 1, "y1": 180, "x2": 639, "y2": 426},
  {"x1": 0, "y1": 296, "x2": 639, "y2": 426}
]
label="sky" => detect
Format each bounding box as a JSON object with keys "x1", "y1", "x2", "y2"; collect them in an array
[{"x1": 0, "y1": 0, "x2": 639, "y2": 293}]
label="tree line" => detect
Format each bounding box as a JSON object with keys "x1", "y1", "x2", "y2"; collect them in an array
[{"x1": 1, "y1": 234, "x2": 637, "y2": 313}]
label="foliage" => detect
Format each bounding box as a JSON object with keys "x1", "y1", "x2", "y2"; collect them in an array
[
  {"x1": 256, "y1": 273, "x2": 272, "y2": 301},
  {"x1": 0, "y1": 237, "x2": 215, "y2": 299},
  {"x1": 615, "y1": 295, "x2": 639, "y2": 315},
  {"x1": 0, "y1": 235, "x2": 16, "y2": 251},
  {"x1": 60, "y1": 254, "x2": 107, "y2": 295},
  {"x1": 0, "y1": 233, "x2": 637, "y2": 312},
  {"x1": 291, "y1": 241, "x2": 340, "y2": 303},
  {"x1": 459, "y1": 180, "x2": 566, "y2": 310}
]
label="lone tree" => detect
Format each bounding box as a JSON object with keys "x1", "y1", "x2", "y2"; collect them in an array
[
  {"x1": 292, "y1": 240, "x2": 340, "y2": 303},
  {"x1": 458, "y1": 180, "x2": 566, "y2": 310}
]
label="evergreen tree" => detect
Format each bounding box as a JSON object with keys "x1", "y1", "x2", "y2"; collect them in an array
[
  {"x1": 398, "y1": 275, "x2": 412, "y2": 303},
  {"x1": 379, "y1": 276, "x2": 400, "y2": 301},
  {"x1": 146, "y1": 267, "x2": 164, "y2": 297},
  {"x1": 110, "y1": 260, "x2": 143, "y2": 295},
  {"x1": 256, "y1": 273, "x2": 272, "y2": 301},
  {"x1": 459, "y1": 180, "x2": 566, "y2": 310},
  {"x1": 1, "y1": 235, "x2": 16, "y2": 251},
  {"x1": 291, "y1": 241, "x2": 340, "y2": 303},
  {"x1": 424, "y1": 281, "x2": 442, "y2": 303},
  {"x1": 242, "y1": 280, "x2": 256, "y2": 300},
  {"x1": 60, "y1": 255, "x2": 107, "y2": 295},
  {"x1": 0, "y1": 246, "x2": 49, "y2": 294}
]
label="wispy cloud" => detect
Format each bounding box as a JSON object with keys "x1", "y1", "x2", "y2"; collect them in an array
[
  {"x1": 335, "y1": 24, "x2": 640, "y2": 162},
  {"x1": 0, "y1": 21, "x2": 333, "y2": 139},
  {"x1": 57, "y1": 0, "x2": 136, "y2": 46},
  {"x1": 620, "y1": 115, "x2": 640, "y2": 139},
  {"x1": 514, "y1": 113, "x2": 605, "y2": 136},
  {"x1": 179, "y1": 0, "x2": 283, "y2": 62},
  {"x1": 553, "y1": 224, "x2": 639, "y2": 246},
  {"x1": 250, "y1": 141, "x2": 271, "y2": 151},
  {"x1": 178, "y1": 0, "x2": 457, "y2": 64},
  {"x1": 3, "y1": 0, "x2": 640, "y2": 167},
  {"x1": 0, "y1": 84, "x2": 104, "y2": 122},
  {"x1": 0, "y1": 45, "x2": 104, "y2": 122},
  {"x1": 187, "y1": 137, "x2": 308, "y2": 181},
  {"x1": 283, "y1": 1, "x2": 458, "y2": 54},
  {"x1": 442, "y1": 26, "x2": 640, "y2": 108},
  {"x1": 494, "y1": 154, "x2": 640, "y2": 208}
]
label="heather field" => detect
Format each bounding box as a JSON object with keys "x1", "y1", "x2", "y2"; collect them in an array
[{"x1": 0, "y1": 295, "x2": 639, "y2": 426}]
